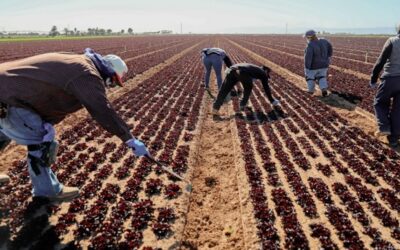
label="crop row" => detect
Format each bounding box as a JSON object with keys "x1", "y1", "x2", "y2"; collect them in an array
[
  {"x1": 0, "y1": 43, "x2": 205, "y2": 249},
  {"x1": 229, "y1": 37, "x2": 377, "y2": 113},
  {"x1": 223, "y1": 41, "x2": 400, "y2": 249}
]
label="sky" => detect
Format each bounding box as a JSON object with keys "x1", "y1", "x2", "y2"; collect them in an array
[{"x1": 0, "y1": 0, "x2": 398, "y2": 34}]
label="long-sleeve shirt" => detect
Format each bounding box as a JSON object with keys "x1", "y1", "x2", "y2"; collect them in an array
[
  {"x1": 371, "y1": 34, "x2": 400, "y2": 83},
  {"x1": 304, "y1": 38, "x2": 333, "y2": 70},
  {"x1": 231, "y1": 63, "x2": 274, "y2": 102},
  {"x1": 0, "y1": 52, "x2": 132, "y2": 142},
  {"x1": 201, "y1": 48, "x2": 233, "y2": 67}
]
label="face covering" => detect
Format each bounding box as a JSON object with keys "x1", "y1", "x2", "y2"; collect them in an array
[
  {"x1": 84, "y1": 48, "x2": 117, "y2": 86},
  {"x1": 105, "y1": 76, "x2": 121, "y2": 89}
]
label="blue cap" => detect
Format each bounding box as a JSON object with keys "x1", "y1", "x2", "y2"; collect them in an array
[{"x1": 304, "y1": 29, "x2": 316, "y2": 38}]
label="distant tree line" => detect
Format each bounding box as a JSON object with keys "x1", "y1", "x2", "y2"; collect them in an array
[{"x1": 49, "y1": 25, "x2": 135, "y2": 37}]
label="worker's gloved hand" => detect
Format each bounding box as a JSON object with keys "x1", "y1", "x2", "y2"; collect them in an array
[
  {"x1": 272, "y1": 99, "x2": 281, "y2": 106},
  {"x1": 42, "y1": 123, "x2": 55, "y2": 142},
  {"x1": 126, "y1": 138, "x2": 150, "y2": 157},
  {"x1": 369, "y1": 82, "x2": 378, "y2": 89},
  {"x1": 224, "y1": 68, "x2": 230, "y2": 76}
]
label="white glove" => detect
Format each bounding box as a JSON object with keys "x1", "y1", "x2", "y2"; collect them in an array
[
  {"x1": 369, "y1": 82, "x2": 377, "y2": 89},
  {"x1": 224, "y1": 68, "x2": 230, "y2": 75},
  {"x1": 126, "y1": 138, "x2": 150, "y2": 157},
  {"x1": 42, "y1": 123, "x2": 55, "y2": 142},
  {"x1": 272, "y1": 99, "x2": 280, "y2": 106}
]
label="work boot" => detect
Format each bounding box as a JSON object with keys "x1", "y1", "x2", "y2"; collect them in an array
[
  {"x1": 0, "y1": 174, "x2": 10, "y2": 184},
  {"x1": 375, "y1": 130, "x2": 391, "y2": 137},
  {"x1": 387, "y1": 135, "x2": 399, "y2": 149},
  {"x1": 224, "y1": 93, "x2": 231, "y2": 103},
  {"x1": 47, "y1": 186, "x2": 79, "y2": 202},
  {"x1": 212, "y1": 108, "x2": 221, "y2": 116},
  {"x1": 389, "y1": 141, "x2": 399, "y2": 149},
  {"x1": 0, "y1": 139, "x2": 11, "y2": 151}
]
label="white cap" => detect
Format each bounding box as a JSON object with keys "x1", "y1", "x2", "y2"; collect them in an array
[{"x1": 103, "y1": 54, "x2": 128, "y2": 86}]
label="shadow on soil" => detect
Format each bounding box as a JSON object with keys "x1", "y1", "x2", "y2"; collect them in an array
[
  {"x1": 213, "y1": 106, "x2": 287, "y2": 124},
  {"x1": 318, "y1": 91, "x2": 363, "y2": 111},
  {"x1": 0, "y1": 197, "x2": 77, "y2": 250}
]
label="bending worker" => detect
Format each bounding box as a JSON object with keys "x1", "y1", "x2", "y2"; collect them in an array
[
  {"x1": 212, "y1": 63, "x2": 280, "y2": 116},
  {"x1": 304, "y1": 30, "x2": 333, "y2": 97},
  {"x1": 0, "y1": 48, "x2": 150, "y2": 201},
  {"x1": 201, "y1": 47, "x2": 233, "y2": 90},
  {"x1": 370, "y1": 25, "x2": 400, "y2": 148}
]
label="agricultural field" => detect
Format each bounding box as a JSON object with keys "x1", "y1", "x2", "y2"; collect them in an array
[{"x1": 1, "y1": 34, "x2": 400, "y2": 250}]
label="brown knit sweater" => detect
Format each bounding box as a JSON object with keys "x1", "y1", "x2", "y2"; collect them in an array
[{"x1": 0, "y1": 52, "x2": 132, "y2": 142}]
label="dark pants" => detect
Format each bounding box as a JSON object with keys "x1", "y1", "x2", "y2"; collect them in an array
[
  {"x1": 213, "y1": 69, "x2": 274, "y2": 110},
  {"x1": 374, "y1": 76, "x2": 400, "y2": 143},
  {"x1": 213, "y1": 69, "x2": 239, "y2": 110}
]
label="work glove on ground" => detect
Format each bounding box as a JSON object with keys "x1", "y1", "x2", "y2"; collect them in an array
[
  {"x1": 126, "y1": 138, "x2": 150, "y2": 157},
  {"x1": 272, "y1": 99, "x2": 281, "y2": 106}
]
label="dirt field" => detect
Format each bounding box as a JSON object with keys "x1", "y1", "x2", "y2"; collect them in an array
[{"x1": 1, "y1": 35, "x2": 399, "y2": 250}]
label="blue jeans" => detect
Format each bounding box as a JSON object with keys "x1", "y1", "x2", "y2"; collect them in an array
[
  {"x1": 305, "y1": 68, "x2": 329, "y2": 92},
  {"x1": 202, "y1": 54, "x2": 223, "y2": 89},
  {"x1": 374, "y1": 76, "x2": 400, "y2": 143},
  {"x1": 0, "y1": 106, "x2": 62, "y2": 197}
]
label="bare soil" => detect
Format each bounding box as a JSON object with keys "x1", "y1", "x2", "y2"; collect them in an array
[{"x1": 181, "y1": 76, "x2": 248, "y2": 249}]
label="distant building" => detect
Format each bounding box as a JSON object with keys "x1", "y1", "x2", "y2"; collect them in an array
[
  {"x1": 141, "y1": 30, "x2": 173, "y2": 35},
  {"x1": 160, "y1": 30, "x2": 173, "y2": 34}
]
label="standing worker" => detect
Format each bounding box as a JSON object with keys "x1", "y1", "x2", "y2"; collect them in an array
[
  {"x1": 370, "y1": 25, "x2": 400, "y2": 148},
  {"x1": 201, "y1": 47, "x2": 233, "y2": 90},
  {"x1": 0, "y1": 48, "x2": 150, "y2": 200},
  {"x1": 304, "y1": 30, "x2": 333, "y2": 97},
  {"x1": 212, "y1": 63, "x2": 280, "y2": 116}
]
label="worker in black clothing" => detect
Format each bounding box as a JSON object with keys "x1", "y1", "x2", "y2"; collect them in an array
[
  {"x1": 201, "y1": 48, "x2": 233, "y2": 90},
  {"x1": 212, "y1": 63, "x2": 280, "y2": 115},
  {"x1": 370, "y1": 24, "x2": 400, "y2": 148}
]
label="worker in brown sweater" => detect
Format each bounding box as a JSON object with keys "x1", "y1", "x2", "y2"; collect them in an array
[{"x1": 0, "y1": 48, "x2": 149, "y2": 202}]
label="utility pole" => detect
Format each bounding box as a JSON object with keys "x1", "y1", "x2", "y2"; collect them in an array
[{"x1": 180, "y1": 22, "x2": 183, "y2": 34}]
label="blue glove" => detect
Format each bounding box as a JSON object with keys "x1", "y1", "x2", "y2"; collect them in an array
[
  {"x1": 126, "y1": 138, "x2": 150, "y2": 157},
  {"x1": 369, "y1": 82, "x2": 377, "y2": 89}
]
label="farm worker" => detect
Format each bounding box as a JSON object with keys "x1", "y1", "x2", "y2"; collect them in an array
[
  {"x1": 212, "y1": 63, "x2": 280, "y2": 115},
  {"x1": 0, "y1": 48, "x2": 150, "y2": 201},
  {"x1": 370, "y1": 25, "x2": 400, "y2": 148},
  {"x1": 304, "y1": 30, "x2": 333, "y2": 97},
  {"x1": 201, "y1": 47, "x2": 233, "y2": 90}
]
